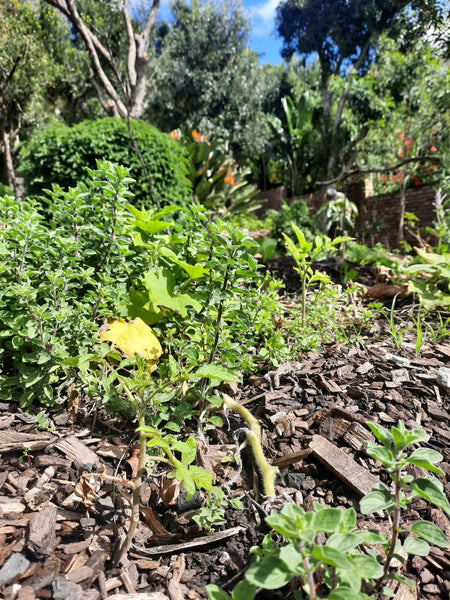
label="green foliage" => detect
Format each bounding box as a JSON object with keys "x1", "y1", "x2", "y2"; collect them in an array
[
  {"x1": 344, "y1": 242, "x2": 402, "y2": 269},
  {"x1": 0, "y1": 161, "x2": 142, "y2": 408},
  {"x1": 18, "y1": 118, "x2": 192, "y2": 208},
  {"x1": 126, "y1": 203, "x2": 288, "y2": 391},
  {"x1": 283, "y1": 224, "x2": 351, "y2": 325},
  {"x1": 406, "y1": 247, "x2": 450, "y2": 309},
  {"x1": 266, "y1": 95, "x2": 315, "y2": 196},
  {"x1": 148, "y1": 0, "x2": 272, "y2": 163},
  {"x1": 177, "y1": 130, "x2": 261, "y2": 216},
  {"x1": 208, "y1": 422, "x2": 449, "y2": 600},
  {"x1": 268, "y1": 199, "x2": 320, "y2": 251}
]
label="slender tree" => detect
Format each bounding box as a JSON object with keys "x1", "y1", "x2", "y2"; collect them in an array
[{"x1": 43, "y1": 0, "x2": 161, "y2": 118}]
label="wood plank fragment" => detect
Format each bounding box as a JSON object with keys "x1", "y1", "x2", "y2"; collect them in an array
[
  {"x1": 108, "y1": 594, "x2": 169, "y2": 600},
  {"x1": 131, "y1": 526, "x2": 244, "y2": 556},
  {"x1": 271, "y1": 448, "x2": 312, "y2": 469},
  {"x1": 54, "y1": 436, "x2": 99, "y2": 469},
  {"x1": 0, "y1": 552, "x2": 31, "y2": 586},
  {"x1": 309, "y1": 435, "x2": 379, "y2": 496},
  {"x1": 0, "y1": 495, "x2": 25, "y2": 515},
  {"x1": 0, "y1": 431, "x2": 56, "y2": 453}
]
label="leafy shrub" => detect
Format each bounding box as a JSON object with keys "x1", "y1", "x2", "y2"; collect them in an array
[
  {"x1": 268, "y1": 199, "x2": 320, "y2": 251},
  {"x1": 173, "y1": 129, "x2": 261, "y2": 216},
  {"x1": 18, "y1": 118, "x2": 192, "y2": 208},
  {"x1": 0, "y1": 160, "x2": 288, "y2": 410},
  {"x1": 0, "y1": 161, "x2": 146, "y2": 408}
]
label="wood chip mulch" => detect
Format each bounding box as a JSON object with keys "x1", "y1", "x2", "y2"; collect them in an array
[{"x1": 0, "y1": 316, "x2": 449, "y2": 599}]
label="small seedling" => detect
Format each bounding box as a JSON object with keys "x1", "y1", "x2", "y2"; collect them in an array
[{"x1": 207, "y1": 421, "x2": 449, "y2": 600}]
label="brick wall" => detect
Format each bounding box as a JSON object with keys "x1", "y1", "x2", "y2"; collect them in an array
[
  {"x1": 255, "y1": 183, "x2": 438, "y2": 249},
  {"x1": 351, "y1": 185, "x2": 438, "y2": 248}
]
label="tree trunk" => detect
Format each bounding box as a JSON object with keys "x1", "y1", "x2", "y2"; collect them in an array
[
  {"x1": 43, "y1": 0, "x2": 161, "y2": 120},
  {"x1": 0, "y1": 124, "x2": 17, "y2": 195}
]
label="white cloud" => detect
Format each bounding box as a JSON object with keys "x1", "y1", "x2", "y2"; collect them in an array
[{"x1": 249, "y1": 0, "x2": 278, "y2": 37}]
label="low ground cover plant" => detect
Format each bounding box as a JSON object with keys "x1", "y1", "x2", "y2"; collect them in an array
[
  {"x1": 0, "y1": 160, "x2": 288, "y2": 411},
  {"x1": 207, "y1": 421, "x2": 450, "y2": 600}
]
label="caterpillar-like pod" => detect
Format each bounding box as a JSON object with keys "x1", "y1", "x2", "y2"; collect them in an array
[{"x1": 222, "y1": 393, "x2": 278, "y2": 497}]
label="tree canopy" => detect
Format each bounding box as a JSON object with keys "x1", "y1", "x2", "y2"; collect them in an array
[{"x1": 275, "y1": 0, "x2": 448, "y2": 181}]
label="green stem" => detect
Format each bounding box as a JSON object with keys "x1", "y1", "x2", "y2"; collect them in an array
[{"x1": 222, "y1": 394, "x2": 278, "y2": 497}]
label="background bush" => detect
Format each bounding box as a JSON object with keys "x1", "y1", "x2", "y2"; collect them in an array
[
  {"x1": 18, "y1": 118, "x2": 192, "y2": 208},
  {"x1": 268, "y1": 199, "x2": 320, "y2": 251}
]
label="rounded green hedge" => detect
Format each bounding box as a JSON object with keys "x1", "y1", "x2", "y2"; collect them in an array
[{"x1": 18, "y1": 118, "x2": 192, "y2": 207}]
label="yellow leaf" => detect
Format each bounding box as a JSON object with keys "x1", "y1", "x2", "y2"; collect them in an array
[{"x1": 99, "y1": 318, "x2": 162, "y2": 362}]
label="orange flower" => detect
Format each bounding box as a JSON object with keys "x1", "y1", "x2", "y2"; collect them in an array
[
  {"x1": 224, "y1": 167, "x2": 235, "y2": 185},
  {"x1": 169, "y1": 130, "x2": 180, "y2": 140}
]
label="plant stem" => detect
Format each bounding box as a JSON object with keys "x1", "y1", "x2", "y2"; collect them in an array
[
  {"x1": 222, "y1": 394, "x2": 278, "y2": 497},
  {"x1": 113, "y1": 412, "x2": 147, "y2": 565}
]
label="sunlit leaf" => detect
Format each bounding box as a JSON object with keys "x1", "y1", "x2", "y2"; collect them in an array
[{"x1": 99, "y1": 317, "x2": 162, "y2": 362}]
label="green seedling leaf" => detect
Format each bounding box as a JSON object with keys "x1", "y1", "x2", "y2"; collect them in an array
[
  {"x1": 206, "y1": 585, "x2": 230, "y2": 600},
  {"x1": 403, "y1": 536, "x2": 430, "y2": 556},
  {"x1": 385, "y1": 572, "x2": 415, "y2": 590},
  {"x1": 340, "y1": 507, "x2": 357, "y2": 532},
  {"x1": 278, "y1": 543, "x2": 305, "y2": 572},
  {"x1": 311, "y1": 507, "x2": 343, "y2": 532},
  {"x1": 245, "y1": 556, "x2": 292, "y2": 589},
  {"x1": 195, "y1": 364, "x2": 240, "y2": 382},
  {"x1": 407, "y1": 448, "x2": 444, "y2": 474},
  {"x1": 173, "y1": 436, "x2": 197, "y2": 464},
  {"x1": 411, "y1": 520, "x2": 450, "y2": 548},
  {"x1": 311, "y1": 545, "x2": 353, "y2": 569},
  {"x1": 328, "y1": 586, "x2": 371, "y2": 600},
  {"x1": 412, "y1": 478, "x2": 450, "y2": 514},
  {"x1": 352, "y1": 554, "x2": 384, "y2": 578},
  {"x1": 326, "y1": 532, "x2": 361, "y2": 552},
  {"x1": 365, "y1": 444, "x2": 395, "y2": 467},
  {"x1": 366, "y1": 421, "x2": 392, "y2": 445},
  {"x1": 360, "y1": 486, "x2": 393, "y2": 514},
  {"x1": 230, "y1": 580, "x2": 257, "y2": 600}
]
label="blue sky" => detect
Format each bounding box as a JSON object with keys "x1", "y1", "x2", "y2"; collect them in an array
[
  {"x1": 243, "y1": 0, "x2": 283, "y2": 65},
  {"x1": 157, "y1": 0, "x2": 284, "y2": 65}
]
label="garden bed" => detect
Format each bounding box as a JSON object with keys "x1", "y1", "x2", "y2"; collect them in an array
[{"x1": 0, "y1": 295, "x2": 449, "y2": 600}]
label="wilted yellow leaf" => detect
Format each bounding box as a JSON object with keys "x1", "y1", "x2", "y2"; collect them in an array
[{"x1": 99, "y1": 317, "x2": 162, "y2": 362}]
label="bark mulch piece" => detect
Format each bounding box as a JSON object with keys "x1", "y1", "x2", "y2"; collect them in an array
[{"x1": 0, "y1": 326, "x2": 449, "y2": 599}]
